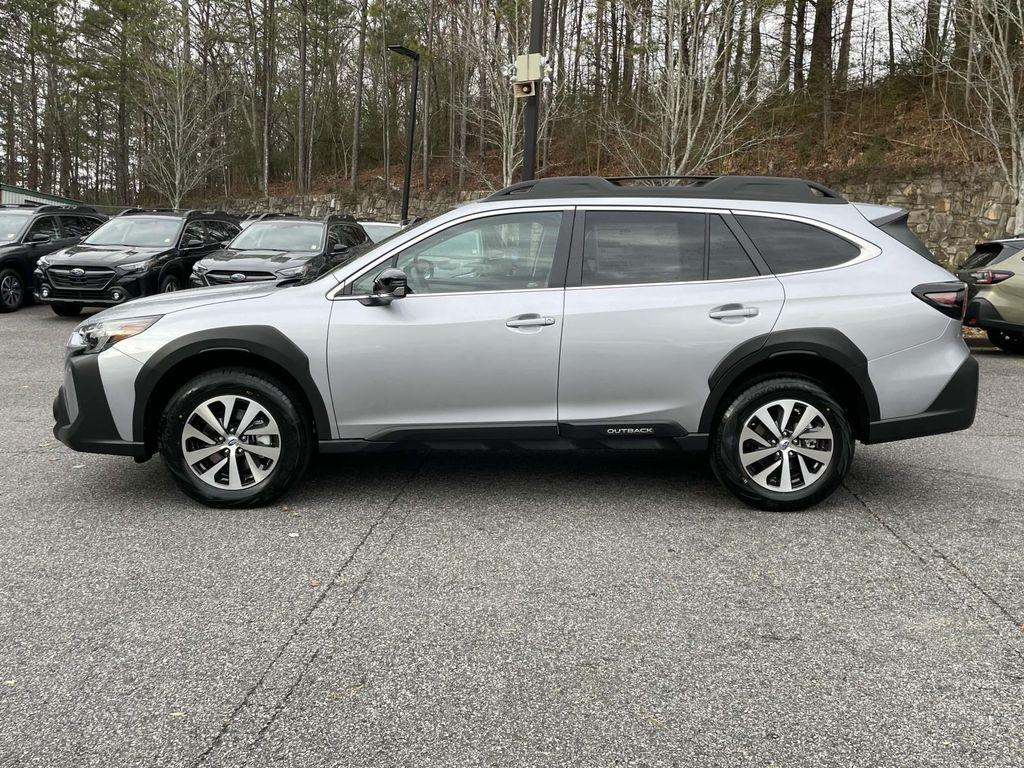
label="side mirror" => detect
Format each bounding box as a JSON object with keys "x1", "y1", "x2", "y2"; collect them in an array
[
  {"x1": 332, "y1": 242, "x2": 349, "y2": 254},
  {"x1": 184, "y1": 237, "x2": 204, "y2": 249},
  {"x1": 28, "y1": 232, "x2": 51, "y2": 244},
  {"x1": 358, "y1": 268, "x2": 408, "y2": 306}
]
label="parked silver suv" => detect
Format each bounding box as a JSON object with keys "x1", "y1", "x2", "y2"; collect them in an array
[{"x1": 52, "y1": 176, "x2": 978, "y2": 511}]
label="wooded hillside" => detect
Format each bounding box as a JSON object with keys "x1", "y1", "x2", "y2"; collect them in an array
[{"x1": 2, "y1": 0, "x2": 1022, "y2": 226}]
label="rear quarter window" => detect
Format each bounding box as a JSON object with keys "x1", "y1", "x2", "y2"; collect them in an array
[{"x1": 737, "y1": 215, "x2": 860, "y2": 274}]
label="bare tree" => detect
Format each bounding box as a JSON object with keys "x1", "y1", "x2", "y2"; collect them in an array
[
  {"x1": 941, "y1": 0, "x2": 1024, "y2": 233},
  {"x1": 612, "y1": 0, "x2": 774, "y2": 176},
  {"x1": 136, "y1": 60, "x2": 233, "y2": 207}
]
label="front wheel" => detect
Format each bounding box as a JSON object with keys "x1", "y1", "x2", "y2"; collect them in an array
[
  {"x1": 159, "y1": 274, "x2": 182, "y2": 293},
  {"x1": 987, "y1": 328, "x2": 1024, "y2": 354},
  {"x1": 710, "y1": 377, "x2": 854, "y2": 512},
  {"x1": 0, "y1": 268, "x2": 25, "y2": 312},
  {"x1": 158, "y1": 368, "x2": 312, "y2": 508}
]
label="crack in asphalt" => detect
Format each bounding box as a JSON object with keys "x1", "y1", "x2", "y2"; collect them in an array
[
  {"x1": 192, "y1": 456, "x2": 427, "y2": 767},
  {"x1": 844, "y1": 478, "x2": 1024, "y2": 669}
]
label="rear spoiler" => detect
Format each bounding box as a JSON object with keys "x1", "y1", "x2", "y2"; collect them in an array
[{"x1": 852, "y1": 202, "x2": 939, "y2": 263}]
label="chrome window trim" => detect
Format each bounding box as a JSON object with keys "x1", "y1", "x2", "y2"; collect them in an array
[
  {"x1": 564, "y1": 274, "x2": 778, "y2": 292},
  {"x1": 326, "y1": 204, "x2": 572, "y2": 300}
]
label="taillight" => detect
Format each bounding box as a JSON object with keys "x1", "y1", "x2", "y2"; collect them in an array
[
  {"x1": 969, "y1": 269, "x2": 1014, "y2": 284},
  {"x1": 912, "y1": 281, "x2": 966, "y2": 321}
]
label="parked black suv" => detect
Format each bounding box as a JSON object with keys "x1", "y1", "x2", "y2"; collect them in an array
[
  {"x1": 34, "y1": 208, "x2": 240, "y2": 316},
  {"x1": 0, "y1": 203, "x2": 107, "y2": 313},
  {"x1": 190, "y1": 213, "x2": 370, "y2": 287}
]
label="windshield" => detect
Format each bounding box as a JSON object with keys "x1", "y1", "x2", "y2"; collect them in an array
[
  {"x1": 0, "y1": 212, "x2": 32, "y2": 243},
  {"x1": 229, "y1": 221, "x2": 324, "y2": 252},
  {"x1": 361, "y1": 222, "x2": 401, "y2": 243},
  {"x1": 85, "y1": 216, "x2": 181, "y2": 247}
]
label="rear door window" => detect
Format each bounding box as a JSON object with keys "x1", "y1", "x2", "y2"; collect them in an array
[
  {"x1": 709, "y1": 215, "x2": 758, "y2": 280},
  {"x1": 737, "y1": 215, "x2": 860, "y2": 274},
  {"x1": 582, "y1": 211, "x2": 705, "y2": 286}
]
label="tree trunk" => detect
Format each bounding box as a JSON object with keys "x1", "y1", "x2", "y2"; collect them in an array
[
  {"x1": 794, "y1": 0, "x2": 807, "y2": 89},
  {"x1": 262, "y1": 0, "x2": 275, "y2": 196},
  {"x1": 836, "y1": 0, "x2": 855, "y2": 87},
  {"x1": 296, "y1": 0, "x2": 307, "y2": 194},
  {"x1": 349, "y1": 0, "x2": 368, "y2": 188},
  {"x1": 807, "y1": 0, "x2": 833, "y2": 93},
  {"x1": 779, "y1": 0, "x2": 794, "y2": 89}
]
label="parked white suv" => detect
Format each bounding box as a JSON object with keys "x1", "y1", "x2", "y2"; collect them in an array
[{"x1": 52, "y1": 176, "x2": 978, "y2": 510}]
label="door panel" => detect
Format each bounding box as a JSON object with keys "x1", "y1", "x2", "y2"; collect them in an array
[
  {"x1": 327, "y1": 290, "x2": 565, "y2": 439},
  {"x1": 557, "y1": 277, "x2": 785, "y2": 433}
]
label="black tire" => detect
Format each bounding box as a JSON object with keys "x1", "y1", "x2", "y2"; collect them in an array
[
  {"x1": 0, "y1": 268, "x2": 25, "y2": 313},
  {"x1": 710, "y1": 376, "x2": 854, "y2": 512},
  {"x1": 158, "y1": 368, "x2": 312, "y2": 508},
  {"x1": 51, "y1": 303, "x2": 83, "y2": 317},
  {"x1": 159, "y1": 273, "x2": 182, "y2": 293},
  {"x1": 987, "y1": 328, "x2": 1024, "y2": 354}
]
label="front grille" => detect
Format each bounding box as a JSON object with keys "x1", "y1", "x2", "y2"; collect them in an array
[
  {"x1": 47, "y1": 266, "x2": 115, "y2": 290},
  {"x1": 206, "y1": 270, "x2": 277, "y2": 284}
]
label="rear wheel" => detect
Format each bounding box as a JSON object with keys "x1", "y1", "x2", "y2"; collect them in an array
[
  {"x1": 710, "y1": 377, "x2": 854, "y2": 512},
  {"x1": 0, "y1": 268, "x2": 25, "y2": 312},
  {"x1": 987, "y1": 328, "x2": 1024, "y2": 354},
  {"x1": 158, "y1": 368, "x2": 312, "y2": 508},
  {"x1": 51, "y1": 303, "x2": 83, "y2": 317},
  {"x1": 159, "y1": 274, "x2": 182, "y2": 293}
]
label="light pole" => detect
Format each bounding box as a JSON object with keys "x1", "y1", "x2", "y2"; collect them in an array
[
  {"x1": 387, "y1": 44, "x2": 419, "y2": 224},
  {"x1": 521, "y1": 0, "x2": 545, "y2": 181}
]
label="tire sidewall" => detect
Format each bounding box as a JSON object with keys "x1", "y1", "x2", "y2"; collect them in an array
[
  {"x1": 159, "y1": 371, "x2": 311, "y2": 507},
  {"x1": 160, "y1": 274, "x2": 182, "y2": 293},
  {"x1": 711, "y1": 378, "x2": 854, "y2": 512}
]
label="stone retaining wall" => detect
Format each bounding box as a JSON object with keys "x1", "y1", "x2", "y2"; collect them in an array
[{"x1": 215, "y1": 165, "x2": 1018, "y2": 266}]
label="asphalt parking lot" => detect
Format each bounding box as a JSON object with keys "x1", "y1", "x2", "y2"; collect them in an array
[{"x1": 1, "y1": 303, "x2": 1023, "y2": 767}]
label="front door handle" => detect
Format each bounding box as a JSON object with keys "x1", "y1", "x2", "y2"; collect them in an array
[
  {"x1": 506, "y1": 313, "x2": 556, "y2": 328},
  {"x1": 709, "y1": 305, "x2": 759, "y2": 319}
]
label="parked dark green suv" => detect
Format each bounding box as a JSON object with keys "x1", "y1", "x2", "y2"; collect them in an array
[{"x1": 0, "y1": 203, "x2": 107, "y2": 313}]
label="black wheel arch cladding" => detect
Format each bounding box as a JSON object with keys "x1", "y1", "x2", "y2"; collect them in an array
[
  {"x1": 133, "y1": 325, "x2": 332, "y2": 446},
  {"x1": 700, "y1": 327, "x2": 880, "y2": 434}
]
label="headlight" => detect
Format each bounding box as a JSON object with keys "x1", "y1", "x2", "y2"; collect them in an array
[
  {"x1": 192, "y1": 262, "x2": 208, "y2": 275},
  {"x1": 119, "y1": 259, "x2": 154, "y2": 275},
  {"x1": 37, "y1": 255, "x2": 51, "y2": 269},
  {"x1": 276, "y1": 264, "x2": 310, "y2": 278},
  {"x1": 68, "y1": 316, "x2": 160, "y2": 355}
]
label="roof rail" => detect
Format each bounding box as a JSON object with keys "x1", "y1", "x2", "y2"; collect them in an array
[
  {"x1": 36, "y1": 204, "x2": 100, "y2": 214},
  {"x1": 1, "y1": 202, "x2": 100, "y2": 213},
  {"x1": 485, "y1": 175, "x2": 848, "y2": 204},
  {"x1": 116, "y1": 207, "x2": 236, "y2": 219}
]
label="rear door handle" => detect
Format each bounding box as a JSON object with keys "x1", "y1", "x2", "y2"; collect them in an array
[
  {"x1": 506, "y1": 313, "x2": 556, "y2": 328},
  {"x1": 709, "y1": 305, "x2": 759, "y2": 319}
]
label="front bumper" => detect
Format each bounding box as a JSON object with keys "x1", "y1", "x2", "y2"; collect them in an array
[
  {"x1": 53, "y1": 353, "x2": 148, "y2": 458},
  {"x1": 34, "y1": 270, "x2": 158, "y2": 307},
  {"x1": 865, "y1": 354, "x2": 979, "y2": 443},
  {"x1": 964, "y1": 296, "x2": 1024, "y2": 334}
]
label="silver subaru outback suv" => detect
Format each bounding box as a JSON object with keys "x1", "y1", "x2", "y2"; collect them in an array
[{"x1": 52, "y1": 176, "x2": 978, "y2": 511}]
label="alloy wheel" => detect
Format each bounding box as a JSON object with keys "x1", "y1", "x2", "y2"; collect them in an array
[
  {"x1": 1, "y1": 274, "x2": 23, "y2": 309},
  {"x1": 738, "y1": 398, "x2": 834, "y2": 493},
  {"x1": 180, "y1": 395, "x2": 281, "y2": 490}
]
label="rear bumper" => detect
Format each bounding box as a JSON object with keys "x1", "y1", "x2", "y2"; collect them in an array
[
  {"x1": 53, "y1": 354, "x2": 148, "y2": 459},
  {"x1": 965, "y1": 297, "x2": 1023, "y2": 333},
  {"x1": 865, "y1": 354, "x2": 978, "y2": 443}
]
